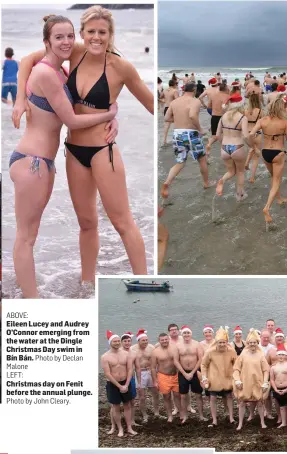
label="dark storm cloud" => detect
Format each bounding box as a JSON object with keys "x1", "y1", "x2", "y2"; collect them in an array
[{"x1": 159, "y1": 1, "x2": 287, "y2": 67}]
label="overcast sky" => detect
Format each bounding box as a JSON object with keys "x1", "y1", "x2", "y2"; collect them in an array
[{"x1": 159, "y1": 1, "x2": 287, "y2": 67}]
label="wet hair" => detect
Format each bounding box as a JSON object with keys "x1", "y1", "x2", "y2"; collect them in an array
[
  {"x1": 5, "y1": 47, "x2": 14, "y2": 58},
  {"x1": 184, "y1": 83, "x2": 196, "y2": 93},
  {"x1": 230, "y1": 86, "x2": 240, "y2": 95},
  {"x1": 254, "y1": 80, "x2": 260, "y2": 86},
  {"x1": 248, "y1": 93, "x2": 260, "y2": 111},
  {"x1": 168, "y1": 323, "x2": 179, "y2": 331},
  {"x1": 121, "y1": 335, "x2": 131, "y2": 341},
  {"x1": 158, "y1": 333, "x2": 168, "y2": 339},
  {"x1": 169, "y1": 79, "x2": 175, "y2": 87},
  {"x1": 158, "y1": 77, "x2": 162, "y2": 84},
  {"x1": 80, "y1": 5, "x2": 115, "y2": 52},
  {"x1": 43, "y1": 14, "x2": 74, "y2": 43},
  {"x1": 271, "y1": 83, "x2": 278, "y2": 92},
  {"x1": 268, "y1": 95, "x2": 287, "y2": 120},
  {"x1": 219, "y1": 83, "x2": 228, "y2": 92}
]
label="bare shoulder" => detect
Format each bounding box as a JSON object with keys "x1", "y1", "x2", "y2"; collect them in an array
[
  {"x1": 101, "y1": 351, "x2": 110, "y2": 361},
  {"x1": 70, "y1": 42, "x2": 86, "y2": 64},
  {"x1": 131, "y1": 344, "x2": 139, "y2": 352},
  {"x1": 108, "y1": 52, "x2": 126, "y2": 70},
  {"x1": 148, "y1": 343, "x2": 155, "y2": 351}
]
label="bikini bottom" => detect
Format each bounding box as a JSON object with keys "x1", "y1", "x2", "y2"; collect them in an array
[
  {"x1": 222, "y1": 144, "x2": 244, "y2": 156},
  {"x1": 9, "y1": 150, "x2": 55, "y2": 175},
  {"x1": 65, "y1": 142, "x2": 115, "y2": 170},
  {"x1": 261, "y1": 148, "x2": 286, "y2": 164}
]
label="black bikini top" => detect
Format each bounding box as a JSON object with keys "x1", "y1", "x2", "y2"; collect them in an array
[
  {"x1": 221, "y1": 115, "x2": 244, "y2": 131},
  {"x1": 67, "y1": 51, "x2": 118, "y2": 109},
  {"x1": 248, "y1": 109, "x2": 261, "y2": 124}
]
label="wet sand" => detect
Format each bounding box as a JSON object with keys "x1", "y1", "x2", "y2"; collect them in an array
[
  {"x1": 158, "y1": 107, "x2": 287, "y2": 275},
  {"x1": 98, "y1": 374, "x2": 287, "y2": 450}
]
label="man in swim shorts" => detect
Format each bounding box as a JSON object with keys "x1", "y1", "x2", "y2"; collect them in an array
[
  {"x1": 101, "y1": 330, "x2": 137, "y2": 437},
  {"x1": 132, "y1": 329, "x2": 159, "y2": 421},
  {"x1": 199, "y1": 77, "x2": 219, "y2": 115},
  {"x1": 160, "y1": 83, "x2": 215, "y2": 199},
  {"x1": 161, "y1": 79, "x2": 179, "y2": 145},
  {"x1": 173, "y1": 325, "x2": 207, "y2": 423},
  {"x1": 270, "y1": 344, "x2": 287, "y2": 428},
  {"x1": 151, "y1": 333, "x2": 180, "y2": 422},
  {"x1": 206, "y1": 82, "x2": 229, "y2": 156}
]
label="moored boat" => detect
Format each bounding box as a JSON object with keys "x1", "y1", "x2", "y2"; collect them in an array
[{"x1": 122, "y1": 279, "x2": 172, "y2": 292}]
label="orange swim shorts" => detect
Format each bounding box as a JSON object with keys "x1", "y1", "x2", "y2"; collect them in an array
[{"x1": 157, "y1": 372, "x2": 179, "y2": 394}]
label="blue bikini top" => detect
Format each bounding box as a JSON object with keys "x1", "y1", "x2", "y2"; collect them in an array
[{"x1": 27, "y1": 60, "x2": 73, "y2": 113}]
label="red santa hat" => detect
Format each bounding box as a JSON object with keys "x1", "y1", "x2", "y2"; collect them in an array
[
  {"x1": 231, "y1": 81, "x2": 240, "y2": 86},
  {"x1": 181, "y1": 325, "x2": 192, "y2": 334},
  {"x1": 121, "y1": 331, "x2": 134, "y2": 340},
  {"x1": 223, "y1": 93, "x2": 245, "y2": 109},
  {"x1": 106, "y1": 330, "x2": 120, "y2": 344},
  {"x1": 275, "y1": 328, "x2": 285, "y2": 338},
  {"x1": 136, "y1": 329, "x2": 148, "y2": 341},
  {"x1": 208, "y1": 77, "x2": 218, "y2": 86},
  {"x1": 203, "y1": 324, "x2": 214, "y2": 333},
  {"x1": 276, "y1": 344, "x2": 287, "y2": 355},
  {"x1": 234, "y1": 325, "x2": 243, "y2": 335}
]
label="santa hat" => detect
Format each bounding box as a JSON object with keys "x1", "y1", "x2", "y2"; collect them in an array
[
  {"x1": 121, "y1": 331, "x2": 134, "y2": 340},
  {"x1": 275, "y1": 328, "x2": 285, "y2": 338},
  {"x1": 277, "y1": 85, "x2": 286, "y2": 92},
  {"x1": 231, "y1": 81, "x2": 240, "y2": 86},
  {"x1": 208, "y1": 77, "x2": 218, "y2": 86},
  {"x1": 203, "y1": 324, "x2": 214, "y2": 333},
  {"x1": 136, "y1": 329, "x2": 148, "y2": 341},
  {"x1": 181, "y1": 325, "x2": 192, "y2": 334},
  {"x1": 233, "y1": 326, "x2": 242, "y2": 335},
  {"x1": 276, "y1": 344, "x2": 287, "y2": 355},
  {"x1": 223, "y1": 93, "x2": 245, "y2": 109},
  {"x1": 106, "y1": 330, "x2": 120, "y2": 344},
  {"x1": 246, "y1": 328, "x2": 260, "y2": 344},
  {"x1": 215, "y1": 326, "x2": 229, "y2": 342}
]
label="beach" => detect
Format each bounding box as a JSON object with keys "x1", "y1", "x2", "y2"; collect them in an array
[
  {"x1": 1, "y1": 7, "x2": 154, "y2": 298},
  {"x1": 158, "y1": 82, "x2": 287, "y2": 275}
]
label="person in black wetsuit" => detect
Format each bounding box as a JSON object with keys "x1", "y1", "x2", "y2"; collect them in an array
[{"x1": 195, "y1": 80, "x2": 205, "y2": 98}]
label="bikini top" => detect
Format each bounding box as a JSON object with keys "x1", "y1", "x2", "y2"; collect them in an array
[
  {"x1": 67, "y1": 51, "x2": 117, "y2": 110},
  {"x1": 221, "y1": 114, "x2": 244, "y2": 131},
  {"x1": 248, "y1": 109, "x2": 261, "y2": 124},
  {"x1": 27, "y1": 61, "x2": 73, "y2": 113}
]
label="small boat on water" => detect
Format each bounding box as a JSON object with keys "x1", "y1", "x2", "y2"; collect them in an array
[{"x1": 122, "y1": 279, "x2": 172, "y2": 292}]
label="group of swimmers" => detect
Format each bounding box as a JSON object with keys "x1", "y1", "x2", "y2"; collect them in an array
[
  {"x1": 101, "y1": 318, "x2": 287, "y2": 437},
  {"x1": 159, "y1": 71, "x2": 287, "y2": 225},
  {"x1": 5, "y1": 7, "x2": 153, "y2": 298}
]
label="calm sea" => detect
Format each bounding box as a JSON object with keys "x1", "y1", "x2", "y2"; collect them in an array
[
  {"x1": 98, "y1": 278, "x2": 287, "y2": 354},
  {"x1": 1, "y1": 7, "x2": 154, "y2": 298}
]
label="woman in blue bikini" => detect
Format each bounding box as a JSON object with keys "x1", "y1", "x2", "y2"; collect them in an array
[{"x1": 13, "y1": 7, "x2": 153, "y2": 297}]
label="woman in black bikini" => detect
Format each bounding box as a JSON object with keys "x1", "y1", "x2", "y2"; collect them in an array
[
  {"x1": 13, "y1": 6, "x2": 153, "y2": 279},
  {"x1": 250, "y1": 94, "x2": 287, "y2": 223},
  {"x1": 244, "y1": 93, "x2": 264, "y2": 183}
]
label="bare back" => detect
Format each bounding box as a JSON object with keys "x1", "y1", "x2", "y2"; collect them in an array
[
  {"x1": 220, "y1": 111, "x2": 248, "y2": 145},
  {"x1": 170, "y1": 96, "x2": 201, "y2": 129},
  {"x1": 163, "y1": 87, "x2": 178, "y2": 107},
  {"x1": 261, "y1": 116, "x2": 287, "y2": 150},
  {"x1": 211, "y1": 91, "x2": 230, "y2": 116}
]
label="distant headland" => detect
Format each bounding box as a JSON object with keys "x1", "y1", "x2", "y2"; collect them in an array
[{"x1": 68, "y1": 4, "x2": 154, "y2": 10}]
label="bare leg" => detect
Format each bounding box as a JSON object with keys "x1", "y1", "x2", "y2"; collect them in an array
[
  {"x1": 112, "y1": 404, "x2": 124, "y2": 437},
  {"x1": 248, "y1": 401, "x2": 256, "y2": 420},
  {"x1": 10, "y1": 158, "x2": 55, "y2": 298},
  {"x1": 216, "y1": 151, "x2": 236, "y2": 195},
  {"x1": 274, "y1": 398, "x2": 282, "y2": 424},
  {"x1": 180, "y1": 393, "x2": 188, "y2": 423},
  {"x1": 226, "y1": 394, "x2": 235, "y2": 423},
  {"x1": 161, "y1": 162, "x2": 186, "y2": 198},
  {"x1": 163, "y1": 393, "x2": 173, "y2": 422},
  {"x1": 195, "y1": 394, "x2": 207, "y2": 421},
  {"x1": 257, "y1": 401, "x2": 267, "y2": 429},
  {"x1": 66, "y1": 152, "x2": 99, "y2": 281},
  {"x1": 173, "y1": 391, "x2": 181, "y2": 415},
  {"x1": 138, "y1": 388, "x2": 148, "y2": 421},
  {"x1": 278, "y1": 407, "x2": 287, "y2": 428},
  {"x1": 237, "y1": 401, "x2": 246, "y2": 430},
  {"x1": 210, "y1": 395, "x2": 217, "y2": 425},
  {"x1": 206, "y1": 135, "x2": 218, "y2": 155},
  {"x1": 198, "y1": 155, "x2": 215, "y2": 188},
  {"x1": 91, "y1": 146, "x2": 147, "y2": 274},
  {"x1": 264, "y1": 395, "x2": 274, "y2": 419},
  {"x1": 163, "y1": 121, "x2": 172, "y2": 145},
  {"x1": 245, "y1": 148, "x2": 254, "y2": 170},
  {"x1": 123, "y1": 402, "x2": 138, "y2": 435},
  {"x1": 151, "y1": 387, "x2": 160, "y2": 416},
  {"x1": 108, "y1": 407, "x2": 116, "y2": 434},
  {"x1": 231, "y1": 146, "x2": 247, "y2": 199},
  {"x1": 263, "y1": 153, "x2": 285, "y2": 223},
  {"x1": 158, "y1": 222, "x2": 169, "y2": 272}
]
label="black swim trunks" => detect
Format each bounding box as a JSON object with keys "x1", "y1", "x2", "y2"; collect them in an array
[
  {"x1": 273, "y1": 387, "x2": 287, "y2": 407},
  {"x1": 211, "y1": 115, "x2": 221, "y2": 136},
  {"x1": 164, "y1": 106, "x2": 169, "y2": 116},
  {"x1": 178, "y1": 370, "x2": 203, "y2": 395},
  {"x1": 106, "y1": 380, "x2": 133, "y2": 405},
  {"x1": 209, "y1": 390, "x2": 232, "y2": 397}
]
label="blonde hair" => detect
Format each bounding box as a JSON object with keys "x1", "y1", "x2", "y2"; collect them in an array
[
  {"x1": 80, "y1": 5, "x2": 115, "y2": 52},
  {"x1": 226, "y1": 104, "x2": 245, "y2": 120},
  {"x1": 248, "y1": 93, "x2": 260, "y2": 112},
  {"x1": 268, "y1": 94, "x2": 287, "y2": 119}
]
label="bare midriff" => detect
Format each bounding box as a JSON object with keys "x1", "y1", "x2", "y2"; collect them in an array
[{"x1": 67, "y1": 103, "x2": 110, "y2": 146}]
